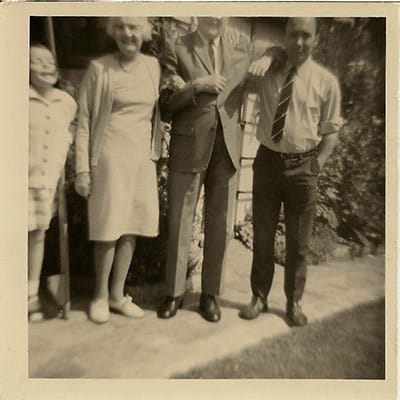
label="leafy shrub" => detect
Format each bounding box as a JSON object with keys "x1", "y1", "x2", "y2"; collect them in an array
[{"x1": 314, "y1": 18, "x2": 385, "y2": 251}]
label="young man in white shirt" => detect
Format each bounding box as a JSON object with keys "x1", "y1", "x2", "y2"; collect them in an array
[{"x1": 240, "y1": 17, "x2": 343, "y2": 326}]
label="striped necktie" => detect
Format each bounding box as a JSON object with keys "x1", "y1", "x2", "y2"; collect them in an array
[{"x1": 271, "y1": 66, "x2": 297, "y2": 143}]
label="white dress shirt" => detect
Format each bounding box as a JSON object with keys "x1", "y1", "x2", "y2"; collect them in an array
[{"x1": 257, "y1": 57, "x2": 343, "y2": 153}]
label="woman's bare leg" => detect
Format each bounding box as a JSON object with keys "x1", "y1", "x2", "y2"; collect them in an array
[
  {"x1": 109, "y1": 235, "x2": 137, "y2": 302},
  {"x1": 93, "y1": 240, "x2": 116, "y2": 301}
]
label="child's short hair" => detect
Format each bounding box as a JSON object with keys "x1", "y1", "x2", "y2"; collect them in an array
[{"x1": 30, "y1": 42, "x2": 55, "y2": 56}]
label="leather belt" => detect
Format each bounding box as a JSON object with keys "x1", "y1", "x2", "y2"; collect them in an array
[{"x1": 263, "y1": 145, "x2": 318, "y2": 160}]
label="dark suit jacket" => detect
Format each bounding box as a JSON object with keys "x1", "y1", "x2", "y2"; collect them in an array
[{"x1": 161, "y1": 31, "x2": 254, "y2": 173}]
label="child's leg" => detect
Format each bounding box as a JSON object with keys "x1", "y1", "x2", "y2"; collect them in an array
[
  {"x1": 28, "y1": 230, "x2": 46, "y2": 315},
  {"x1": 28, "y1": 230, "x2": 46, "y2": 296},
  {"x1": 110, "y1": 235, "x2": 137, "y2": 302},
  {"x1": 93, "y1": 240, "x2": 117, "y2": 301}
]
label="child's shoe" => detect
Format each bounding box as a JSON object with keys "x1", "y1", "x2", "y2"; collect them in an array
[{"x1": 28, "y1": 295, "x2": 44, "y2": 322}]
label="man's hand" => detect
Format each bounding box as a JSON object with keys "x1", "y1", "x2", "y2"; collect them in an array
[
  {"x1": 170, "y1": 74, "x2": 186, "y2": 90},
  {"x1": 75, "y1": 172, "x2": 91, "y2": 199},
  {"x1": 193, "y1": 74, "x2": 227, "y2": 94}
]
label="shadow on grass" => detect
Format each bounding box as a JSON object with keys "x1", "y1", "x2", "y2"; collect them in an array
[{"x1": 173, "y1": 298, "x2": 385, "y2": 379}]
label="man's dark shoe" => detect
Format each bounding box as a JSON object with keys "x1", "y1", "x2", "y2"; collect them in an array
[
  {"x1": 199, "y1": 293, "x2": 221, "y2": 323},
  {"x1": 239, "y1": 296, "x2": 268, "y2": 320},
  {"x1": 286, "y1": 302, "x2": 308, "y2": 327},
  {"x1": 157, "y1": 296, "x2": 183, "y2": 319}
]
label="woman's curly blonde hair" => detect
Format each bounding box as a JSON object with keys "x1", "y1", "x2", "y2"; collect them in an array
[{"x1": 106, "y1": 17, "x2": 153, "y2": 42}]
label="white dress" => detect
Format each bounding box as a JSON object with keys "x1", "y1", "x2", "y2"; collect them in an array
[{"x1": 88, "y1": 57, "x2": 159, "y2": 241}]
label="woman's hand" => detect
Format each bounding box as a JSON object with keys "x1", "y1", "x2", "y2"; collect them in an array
[{"x1": 75, "y1": 172, "x2": 91, "y2": 198}]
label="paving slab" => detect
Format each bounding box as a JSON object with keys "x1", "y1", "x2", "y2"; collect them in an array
[{"x1": 28, "y1": 240, "x2": 385, "y2": 378}]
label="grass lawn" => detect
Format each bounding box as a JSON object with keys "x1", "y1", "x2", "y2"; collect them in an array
[{"x1": 174, "y1": 299, "x2": 385, "y2": 379}]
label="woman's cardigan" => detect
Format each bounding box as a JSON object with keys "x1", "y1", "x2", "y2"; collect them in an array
[{"x1": 75, "y1": 53, "x2": 162, "y2": 175}]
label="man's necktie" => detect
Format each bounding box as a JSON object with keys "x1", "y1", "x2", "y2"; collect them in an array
[
  {"x1": 208, "y1": 40, "x2": 216, "y2": 71},
  {"x1": 271, "y1": 66, "x2": 297, "y2": 143}
]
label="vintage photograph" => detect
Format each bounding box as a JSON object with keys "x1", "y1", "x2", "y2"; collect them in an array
[
  {"x1": 1, "y1": 0, "x2": 398, "y2": 396},
  {"x1": 25, "y1": 13, "x2": 388, "y2": 381}
]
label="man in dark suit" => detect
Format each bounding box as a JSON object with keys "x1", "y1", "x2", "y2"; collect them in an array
[
  {"x1": 158, "y1": 17, "x2": 272, "y2": 322},
  {"x1": 239, "y1": 17, "x2": 343, "y2": 326}
]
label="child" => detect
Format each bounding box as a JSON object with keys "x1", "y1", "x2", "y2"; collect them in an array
[{"x1": 28, "y1": 44, "x2": 77, "y2": 320}]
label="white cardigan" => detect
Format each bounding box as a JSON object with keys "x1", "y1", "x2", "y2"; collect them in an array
[{"x1": 75, "y1": 53, "x2": 162, "y2": 175}]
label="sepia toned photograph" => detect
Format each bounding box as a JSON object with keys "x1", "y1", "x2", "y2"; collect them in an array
[{"x1": 0, "y1": 2, "x2": 397, "y2": 399}]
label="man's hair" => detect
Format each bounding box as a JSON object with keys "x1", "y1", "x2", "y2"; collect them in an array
[{"x1": 286, "y1": 17, "x2": 318, "y2": 35}]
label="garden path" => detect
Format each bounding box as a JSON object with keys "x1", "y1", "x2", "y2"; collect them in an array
[{"x1": 29, "y1": 240, "x2": 385, "y2": 379}]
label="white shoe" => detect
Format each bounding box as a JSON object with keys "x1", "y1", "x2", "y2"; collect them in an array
[
  {"x1": 89, "y1": 299, "x2": 110, "y2": 324},
  {"x1": 28, "y1": 294, "x2": 44, "y2": 322},
  {"x1": 109, "y1": 295, "x2": 144, "y2": 318},
  {"x1": 29, "y1": 311, "x2": 44, "y2": 322},
  {"x1": 28, "y1": 294, "x2": 41, "y2": 312}
]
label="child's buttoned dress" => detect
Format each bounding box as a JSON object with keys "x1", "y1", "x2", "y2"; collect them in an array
[{"x1": 29, "y1": 87, "x2": 77, "y2": 231}]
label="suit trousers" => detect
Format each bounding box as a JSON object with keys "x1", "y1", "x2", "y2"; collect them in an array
[
  {"x1": 165, "y1": 126, "x2": 237, "y2": 297},
  {"x1": 250, "y1": 145, "x2": 319, "y2": 304}
]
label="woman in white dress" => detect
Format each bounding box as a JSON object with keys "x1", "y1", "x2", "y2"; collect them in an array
[{"x1": 75, "y1": 17, "x2": 162, "y2": 323}]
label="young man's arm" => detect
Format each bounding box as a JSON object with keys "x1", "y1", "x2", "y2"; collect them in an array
[
  {"x1": 248, "y1": 46, "x2": 286, "y2": 78},
  {"x1": 316, "y1": 133, "x2": 339, "y2": 170},
  {"x1": 317, "y1": 76, "x2": 343, "y2": 169}
]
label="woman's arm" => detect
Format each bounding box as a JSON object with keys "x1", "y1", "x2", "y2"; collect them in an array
[
  {"x1": 74, "y1": 61, "x2": 97, "y2": 198},
  {"x1": 75, "y1": 61, "x2": 96, "y2": 175}
]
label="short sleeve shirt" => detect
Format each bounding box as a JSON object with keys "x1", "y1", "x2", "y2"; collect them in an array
[{"x1": 29, "y1": 86, "x2": 77, "y2": 189}]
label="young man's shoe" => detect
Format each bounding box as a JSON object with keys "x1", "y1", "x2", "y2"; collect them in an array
[
  {"x1": 239, "y1": 296, "x2": 268, "y2": 320},
  {"x1": 286, "y1": 302, "x2": 308, "y2": 327}
]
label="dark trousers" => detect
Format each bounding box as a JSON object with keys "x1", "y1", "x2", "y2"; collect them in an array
[
  {"x1": 165, "y1": 126, "x2": 237, "y2": 297},
  {"x1": 251, "y1": 145, "x2": 319, "y2": 304}
]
